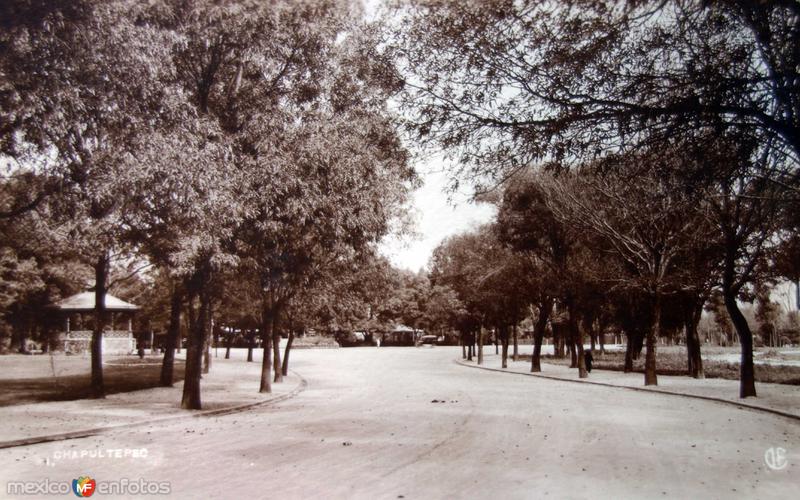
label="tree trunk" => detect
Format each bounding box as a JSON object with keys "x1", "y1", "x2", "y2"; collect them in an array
[
  {"x1": 281, "y1": 329, "x2": 294, "y2": 377},
  {"x1": 500, "y1": 325, "x2": 509, "y2": 368},
  {"x1": 90, "y1": 253, "x2": 109, "y2": 399},
  {"x1": 202, "y1": 302, "x2": 212, "y2": 375},
  {"x1": 632, "y1": 329, "x2": 644, "y2": 360},
  {"x1": 723, "y1": 291, "x2": 757, "y2": 398},
  {"x1": 685, "y1": 299, "x2": 704, "y2": 379},
  {"x1": 181, "y1": 285, "x2": 208, "y2": 410},
  {"x1": 259, "y1": 326, "x2": 273, "y2": 393},
  {"x1": 568, "y1": 341, "x2": 577, "y2": 368},
  {"x1": 461, "y1": 336, "x2": 466, "y2": 359},
  {"x1": 624, "y1": 332, "x2": 634, "y2": 373},
  {"x1": 477, "y1": 325, "x2": 484, "y2": 365},
  {"x1": 160, "y1": 282, "x2": 182, "y2": 386},
  {"x1": 512, "y1": 322, "x2": 518, "y2": 361},
  {"x1": 584, "y1": 314, "x2": 596, "y2": 353},
  {"x1": 213, "y1": 320, "x2": 219, "y2": 358},
  {"x1": 272, "y1": 310, "x2": 283, "y2": 383},
  {"x1": 567, "y1": 296, "x2": 587, "y2": 378},
  {"x1": 259, "y1": 302, "x2": 273, "y2": 393},
  {"x1": 247, "y1": 329, "x2": 254, "y2": 362},
  {"x1": 553, "y1": 323, "x2": 565, "y2": 359},
  {"x1": 644, "y1": 295, "x2": 660, "y2": 386},
  {"x1": 599, "y1": 321, "x2": 606, "y2": 354},
  {"x1": 531, "y1": 297, "x2": 552, "y2": 373}
]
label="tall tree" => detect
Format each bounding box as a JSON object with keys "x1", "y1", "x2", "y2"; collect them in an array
[
  {"x1": 496, "y1": 174, "x2": 590, "y2": 377},
  {"x1": 540, "y1": 146, "x2": 713, "y2": 386},
  {"x1": 1, "y1": 0, "x2": 177, "y2": 397}
]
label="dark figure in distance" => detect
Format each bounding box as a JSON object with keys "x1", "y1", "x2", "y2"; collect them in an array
[{"x1": 584, "y1": 350, "x2": 593, "y2": 373}]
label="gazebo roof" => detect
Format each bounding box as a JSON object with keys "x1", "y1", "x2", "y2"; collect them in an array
[
  {"x1": 53, "y1": 291, "x2": 140, "y2": 312},
  {"x1": 391, "y1": 324, "x2": 415, "y2": 333}
]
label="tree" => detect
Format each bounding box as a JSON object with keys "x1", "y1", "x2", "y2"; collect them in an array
[
  {"x1": 706, "y1": 141, "x2": 788, "y2": 397},
  {"x1": 0, "y1": 0, "x2": 178, "y2": 396},
  {"x1": 155, "y1": 0, "x2": 413, "y2": 396},
  {"x1": 391, "y1": 1, "x2": 799, "y2": 188},
  {"x1": 423, "y1": 284, "x2": 466, "y2": 339},
  {"x1": 540, "y1": 145, "x2": 714, "y2": 386},
  {"x1": 755, "y1": 285, "x2": 781, "y2": 348},
  {"x1": 429, "y1": 225, "x2": 528, "y2": 367},
  {"x1": 379, "y1": 270, "x2": 428, "y2": 330},
  {"x1": 430, "y1": 231, "x2": 487, "y2": 363},
  {"x1": 0, "y1": 175, "x2": 93, "y2": 353},
  {"x1": 496, "y1": 174, "x2": 590, "y2": 377}
]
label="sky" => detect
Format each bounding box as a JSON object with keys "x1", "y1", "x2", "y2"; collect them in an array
[
  {"x1": 362, "y1": 0, "x2": 496, "y2": 272},
  {"x1": 378, "y1": 156, "x2": 497, "y2": 272}
]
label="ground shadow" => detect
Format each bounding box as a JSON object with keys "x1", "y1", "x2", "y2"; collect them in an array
[{"x1": 0, "y1": 359, "x2": 186, "y2": 407}]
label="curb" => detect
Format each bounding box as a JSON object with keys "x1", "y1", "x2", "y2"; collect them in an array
[
  {"x1": 0, "y1": 371, "x2": 308, "y2": 450},
  {"x1": 455, "y1": 359, "x2": 800, "y2": 423}
]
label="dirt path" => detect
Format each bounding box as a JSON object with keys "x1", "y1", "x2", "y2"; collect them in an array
[{"x1": 1, "y1": 347, "x2": 797, "y2": 499}]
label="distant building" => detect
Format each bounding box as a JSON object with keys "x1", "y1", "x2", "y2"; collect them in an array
[{"x1": 381, "y1": 324, "x2": 418, "y2": 346}]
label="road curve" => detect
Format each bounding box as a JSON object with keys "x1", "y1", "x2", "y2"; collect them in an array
[{"x1": 1, "y1": 347, "x2": 797, "y2": 499}]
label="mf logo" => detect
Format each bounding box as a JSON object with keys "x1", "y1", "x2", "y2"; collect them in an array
[
  {"x1": 764, "y1": 447, "x2": 788, "y2": 471},
  {"x1": 72, "y1": 476, "x2": 96, "y2": 497}
]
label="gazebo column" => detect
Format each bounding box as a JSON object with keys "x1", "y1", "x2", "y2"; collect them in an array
[
  {"x1": 128, "y1": 316, "x2": 135, "y2": 354},
  {"x1": 64, "y1": 315, "x2": 70, "y2": 352}
]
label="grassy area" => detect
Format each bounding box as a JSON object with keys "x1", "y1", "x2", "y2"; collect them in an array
[
  {"x1": 0, "y1": 354, "x2": 185, "y2": 407},
  {"x1": 515, "y1": 349, "x2": 800, "y2": 385}
]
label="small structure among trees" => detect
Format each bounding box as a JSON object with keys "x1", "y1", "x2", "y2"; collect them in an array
[
  {"x1": 52, "y1": 291, "x2": 139, "y2": 355},
  {"x1": 381, "y1": 325, "x2": 417, "y2": 346}
]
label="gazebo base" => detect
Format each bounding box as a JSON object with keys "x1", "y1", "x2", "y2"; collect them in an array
[{"x1": 62, "y1": 330, "x2": 135, "y2": 355}]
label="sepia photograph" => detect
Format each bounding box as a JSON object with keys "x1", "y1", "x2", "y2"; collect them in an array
[{"x1": 0, "y1": 0, "x2": 798, "y2": 498}]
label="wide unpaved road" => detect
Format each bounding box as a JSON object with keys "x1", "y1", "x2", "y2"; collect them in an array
[{"x1": 2, "y1": 347, "x2": 798, "y2": 499}]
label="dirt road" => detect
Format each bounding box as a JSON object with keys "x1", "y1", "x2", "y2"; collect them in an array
[{"x1": 1, "y1": 347, "x2": 797, "y2": 499}]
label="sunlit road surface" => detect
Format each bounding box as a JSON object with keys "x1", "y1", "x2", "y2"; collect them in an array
[{"x1": 1, "y1": 347, "x2": 798, "y2": 499}]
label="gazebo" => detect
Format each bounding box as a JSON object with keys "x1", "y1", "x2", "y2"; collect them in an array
[
  {"x1": 381, "y1": 324, "x2": 418, "y2": 346},
  {"x1": 52, "y1": 291, "x2": 140, "y2": 355}
]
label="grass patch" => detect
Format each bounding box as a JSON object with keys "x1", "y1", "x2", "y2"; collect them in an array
[
  {"x1": 0, "y1": 355, "x2": 185, "y2": 407},
  {"x1": 515, "y1": 351, "x2": 800, "y2": 385}
]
